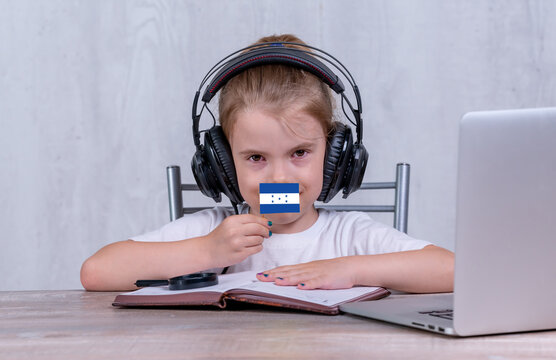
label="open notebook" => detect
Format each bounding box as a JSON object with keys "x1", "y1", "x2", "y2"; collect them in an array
[{"x1": 113, "y1": 271, "x2": 389, "y2": 315}]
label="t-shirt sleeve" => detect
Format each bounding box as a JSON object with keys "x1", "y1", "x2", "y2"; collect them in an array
[
  {"x1": 130, "y1": 207, "x2": 232, "y2": 242},
  {"x1": 338, "y1": 212, "x2": 432, "y2": 255}
]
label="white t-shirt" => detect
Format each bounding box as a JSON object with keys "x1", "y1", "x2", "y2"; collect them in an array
[{"x1": 131, "y1": 205, "x2": 431, "y2": 273}]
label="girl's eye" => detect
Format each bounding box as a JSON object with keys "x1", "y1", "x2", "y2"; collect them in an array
[
  {"x1": 249, "y1": 154, "x2": 263, "y2": 162},
  {"x1": 293, "y1": 149, "x2": 307, "y2": 158}
]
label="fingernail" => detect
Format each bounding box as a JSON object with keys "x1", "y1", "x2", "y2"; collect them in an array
[
  {"x1": 268, "y1": 221, "x2": 272, "y2": 226},
  {"x1": 269, "y1": 230, "x2": 272, "y2": 236}
]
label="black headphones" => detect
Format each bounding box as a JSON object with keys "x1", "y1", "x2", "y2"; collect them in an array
[{"x1": 191, "y1": 41, "x2": 368, "y2": 208}]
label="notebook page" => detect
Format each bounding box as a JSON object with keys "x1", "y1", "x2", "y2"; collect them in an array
[
  {"x1": 238, "y1": 278, "x2": 381, "y2": 306},
  {"x1": 122, "y1": 271, "x2": 382, "y2": 306},
  {"x1": 125, "y1": 271, "x2": 259, "y2": 296}
]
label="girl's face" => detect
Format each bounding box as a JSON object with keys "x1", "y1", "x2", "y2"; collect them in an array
[{"x1": 229, "y1": 108, "x2": 327, "y2": 234}]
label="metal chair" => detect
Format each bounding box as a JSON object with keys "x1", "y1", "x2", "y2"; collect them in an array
[{"x1": 166, "y1": 163, "x2": 410, "y2": 233}]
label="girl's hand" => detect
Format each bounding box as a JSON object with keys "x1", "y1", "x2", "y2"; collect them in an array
[
  {"x1": 256, "y1": 257, "x2": 357, "y2": 290},
  {"x1": 205, "y1": 214, "x2": 271, "y2": 267}
]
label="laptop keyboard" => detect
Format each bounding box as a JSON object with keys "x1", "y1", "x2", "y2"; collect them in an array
[{"x1": 419, "y1": 309, "x2": 454, "y2": 320}]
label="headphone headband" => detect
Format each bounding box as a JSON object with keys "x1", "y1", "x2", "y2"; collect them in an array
[
  {"x1": 192, "y1": 41, "x2": 364, "y2": 146},
  {"x1": 201, "y1": 47, "x2": 345, "y2": 103}
]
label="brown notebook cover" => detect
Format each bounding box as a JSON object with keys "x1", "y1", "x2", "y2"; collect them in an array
[{"x1": 113, "y1": 271, "x2": 390, "y2": 315}]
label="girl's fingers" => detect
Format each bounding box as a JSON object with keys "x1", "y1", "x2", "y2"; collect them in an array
[
  {"x1": 242, "y1": 223, "x2": 272, "y2": 238},
  {"x1": 257, "y1": 267, "x2": 313, "y2": 284},
  {"x1": 244, "y1": 235, "x2": 265, "y2": 248},
  {"x1": 296, "y1": 278, "x2": 319, "y2": 290},
  {"x1": 237, "y1": 214, "x2": 272, "y2": 228}
]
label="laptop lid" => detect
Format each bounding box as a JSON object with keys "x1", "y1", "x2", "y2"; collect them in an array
[{"x1": 453, "y1": 107, "x2": 556, "y2": 336}]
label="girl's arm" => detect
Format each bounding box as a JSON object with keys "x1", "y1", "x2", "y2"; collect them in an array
[
  {"x1": 80, "y1": 237, "x2": 211, "y2": 292},
  {"x1": 81, "y1": 214, "x2": 271, "y2": 291},
  {"x1": 257, "y1": 245, "x2": 454, "y2": 293}
]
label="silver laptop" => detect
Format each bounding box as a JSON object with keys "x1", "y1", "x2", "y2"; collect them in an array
[{"x1": 340, "y1": 107, "x2": 556, "y2": 336}]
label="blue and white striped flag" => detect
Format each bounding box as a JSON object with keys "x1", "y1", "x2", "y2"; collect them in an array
[{"x1": 259, "y1": 183, "x2": 300, "y2": 214}]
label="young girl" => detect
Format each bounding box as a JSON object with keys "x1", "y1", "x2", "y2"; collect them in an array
[{"x1": 81, "y1": 34, "x2": 454, "y2": 292}]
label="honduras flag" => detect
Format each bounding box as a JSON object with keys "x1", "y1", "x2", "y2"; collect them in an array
[{"x1": 259, "y1": 183, "x2": 300, "y2": 214}]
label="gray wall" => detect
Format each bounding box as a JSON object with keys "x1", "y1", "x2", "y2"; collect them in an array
[{"x1": 1, "y1": 0, "x2": 555, "y2": 290}]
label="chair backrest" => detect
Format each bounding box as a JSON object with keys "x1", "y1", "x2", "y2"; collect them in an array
[{"x1": 166, "y1": 163, "x2": 410, "y2": 233}]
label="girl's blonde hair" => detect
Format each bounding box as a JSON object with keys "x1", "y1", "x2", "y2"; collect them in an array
[{"x1": 218, "y1": 34, "x2": 335, "y2": 139}]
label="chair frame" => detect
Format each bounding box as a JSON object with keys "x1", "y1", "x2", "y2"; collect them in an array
[{"x1": 167, "y1": 163, "x2": 410, "y2": 233}]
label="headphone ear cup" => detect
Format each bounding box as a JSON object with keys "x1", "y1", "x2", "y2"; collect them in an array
[
  {"x1": 318, "y1": 122, "x2": 353, "y2": 203},
  {"x1": 191, "y1": 149, "x2": 222, "y2": 202},
  {"x1": 205, "y1": 126, "x2": 244, "y2": 204},
  {"x1": 341, "y1": 144, "x2": 368, "y2": 199}
]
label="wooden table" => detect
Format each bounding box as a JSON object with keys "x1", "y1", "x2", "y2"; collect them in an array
[{"x1": 1, "y1": 290, "x2": 555, "y2": 359}]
